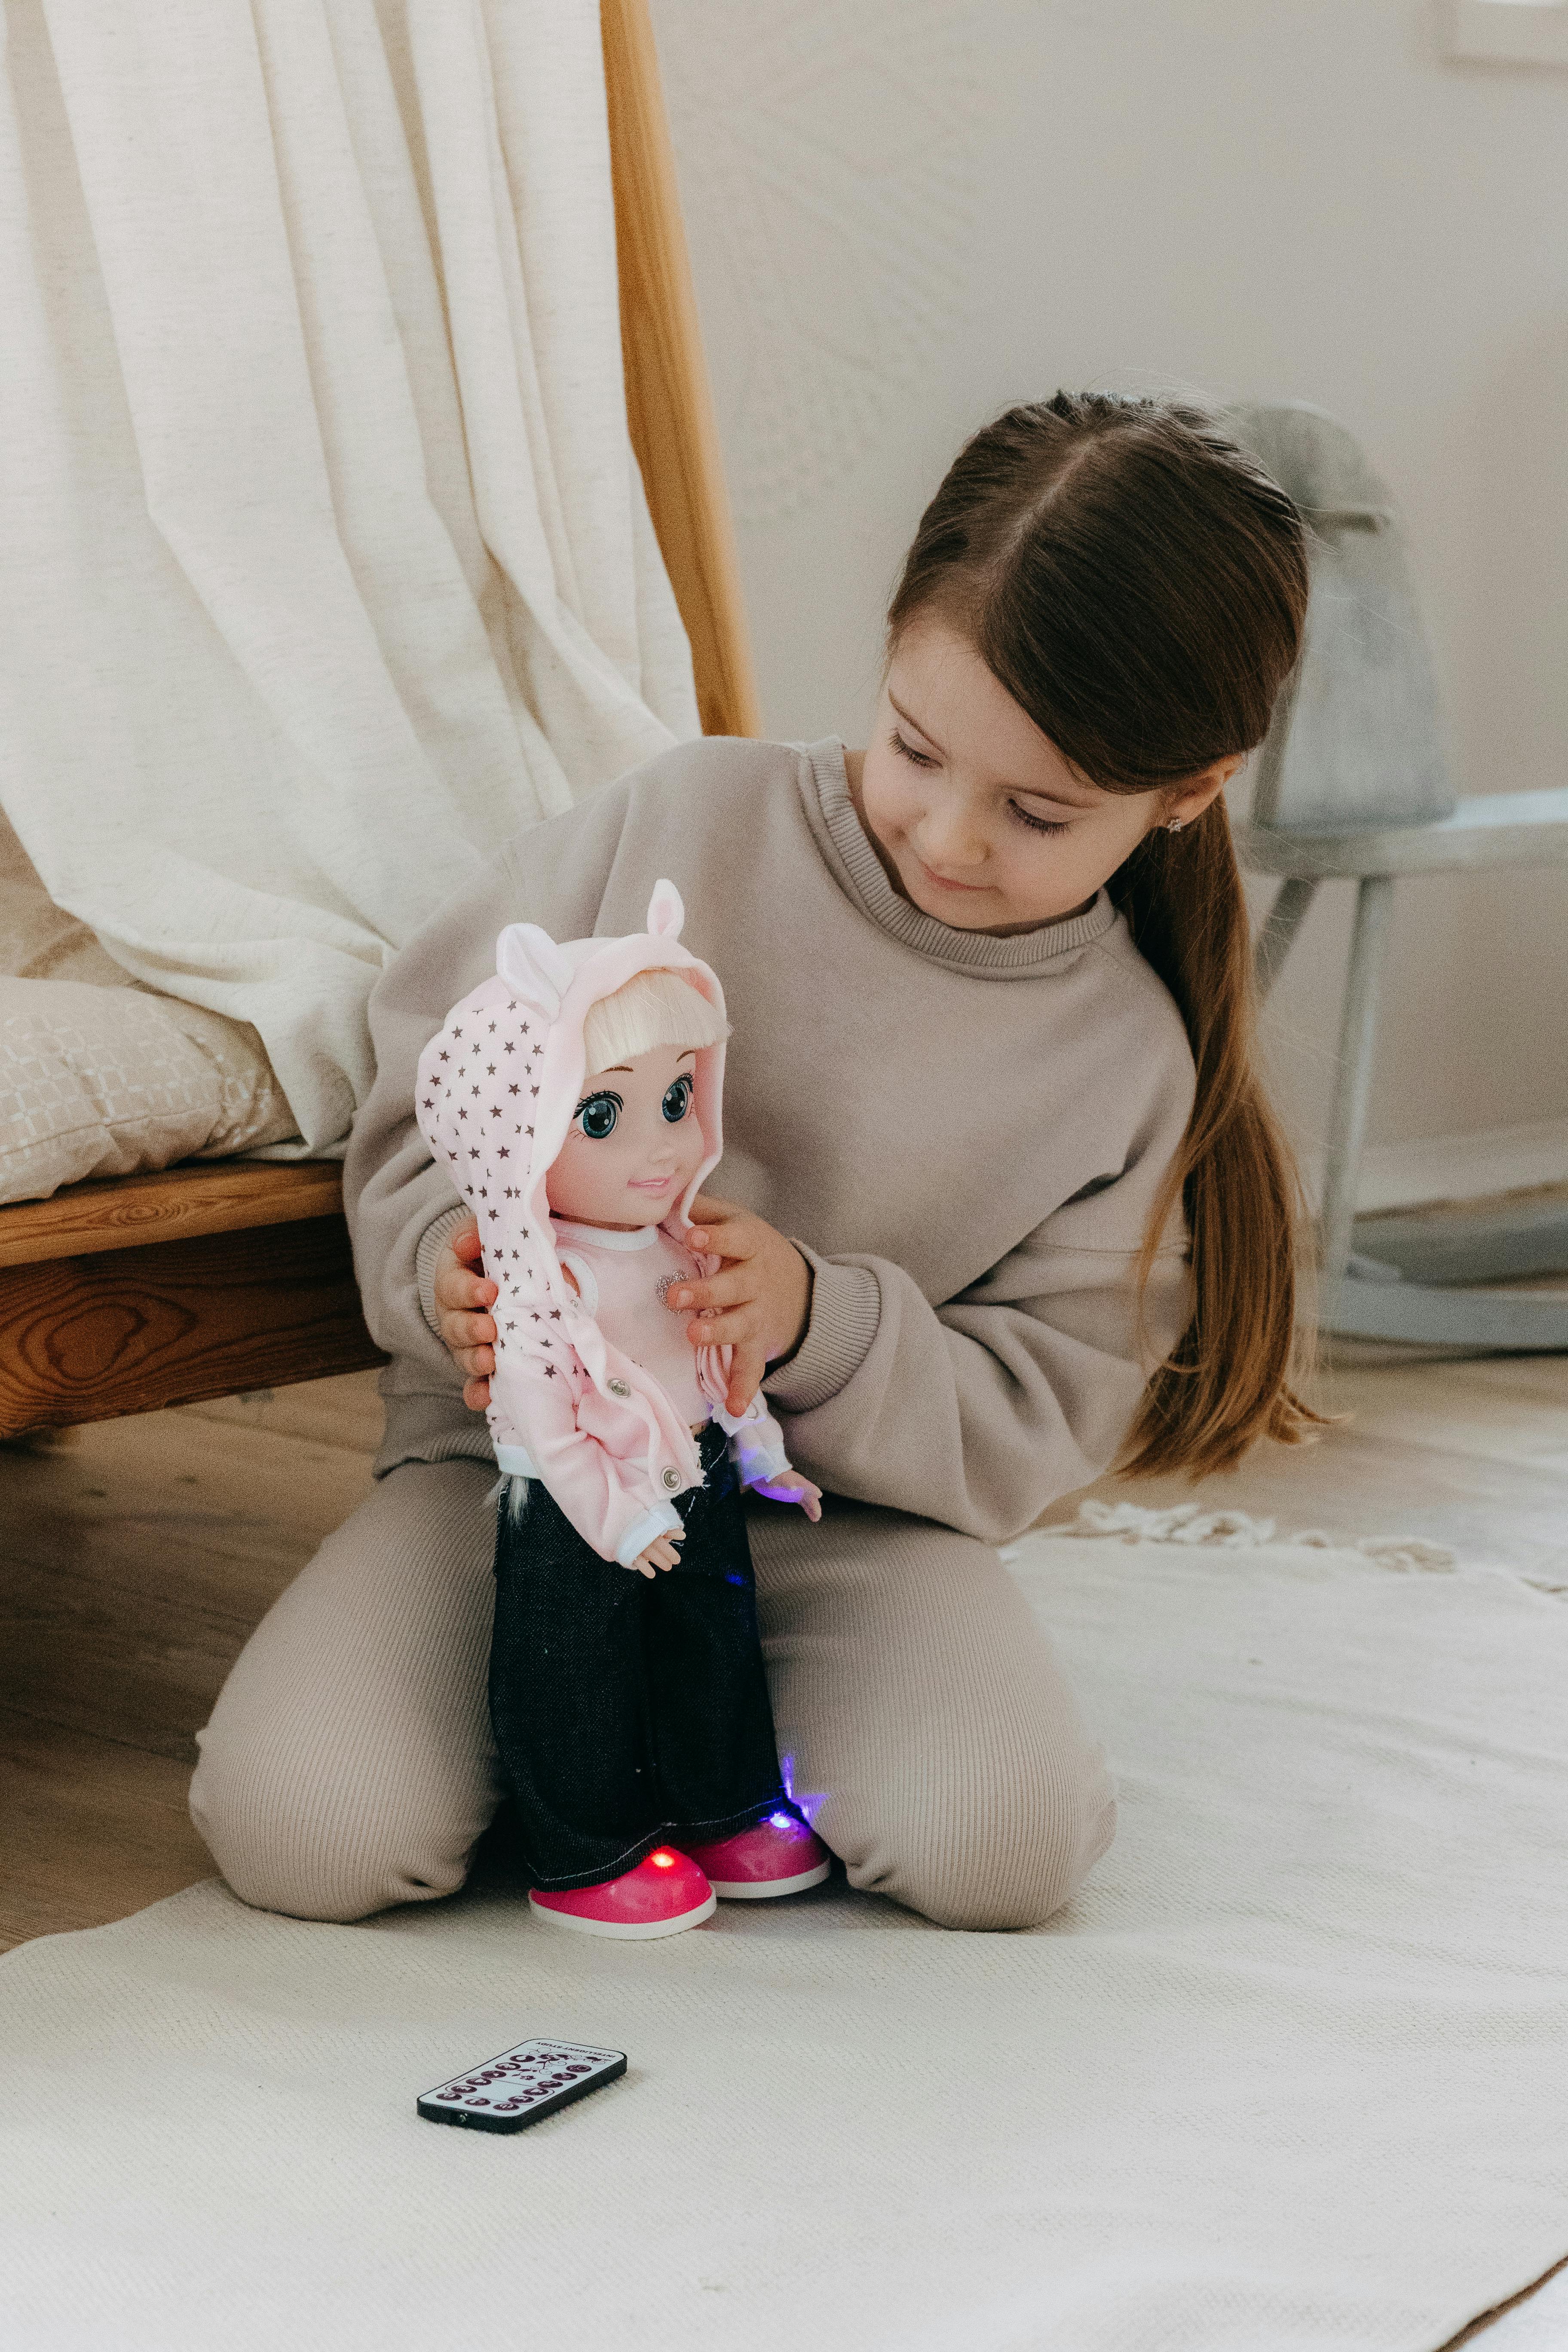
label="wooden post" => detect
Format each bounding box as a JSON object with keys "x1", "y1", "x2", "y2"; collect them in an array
[{"x1": 602, "y1": 0, "x2": 761, "y2": 739}]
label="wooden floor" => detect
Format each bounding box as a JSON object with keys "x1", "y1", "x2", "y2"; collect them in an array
[
  {"x1": 0, "y1": 1372, "x2": 380, "y2": 1951},
  {"x1": 3, "y1": 1347, "x2": 1568, "y2": 1955}
]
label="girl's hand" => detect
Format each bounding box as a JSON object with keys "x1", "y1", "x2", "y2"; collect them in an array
[
  {"x1": 432, "y1": 1219, "x2": 495, "y2": 1412},
  {"x1": 630, "y1": 1531, "x2": 684, "y2": 1577},
  {"x1": 747, "y1": 1470, "x2": 823, "y2": 1522},
  {"x1": 670, "y1": 1194, "x2": 812, "y2": 1417}
]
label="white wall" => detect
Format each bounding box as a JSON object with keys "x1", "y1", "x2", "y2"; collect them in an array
[{"x1": 649, "y1": 0, "x2": 1568, "y2": 1179}]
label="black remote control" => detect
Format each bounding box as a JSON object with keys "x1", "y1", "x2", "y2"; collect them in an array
[{"x1": 416, "y1": 2038, "x2": 627, "y2": 2134}]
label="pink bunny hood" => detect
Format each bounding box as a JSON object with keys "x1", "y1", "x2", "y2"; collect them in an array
[
  {"x1": 415, "y1": 881, "x2": 783, "y2": 1567},
  {"x1": 504, "y1": 878, "x2": 725, "y2": 1255}
]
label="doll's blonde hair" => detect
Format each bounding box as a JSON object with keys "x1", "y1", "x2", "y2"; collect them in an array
[{"x1": 582, "y1": 967, "x2": 727, "y2": 1075}]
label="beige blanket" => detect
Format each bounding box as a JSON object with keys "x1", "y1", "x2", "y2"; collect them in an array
[{"x1": 3, "y1": 1533, "x2": 1565, "y2": 2351}]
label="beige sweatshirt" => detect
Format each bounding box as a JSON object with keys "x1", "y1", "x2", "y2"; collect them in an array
[{"x1": 344, "y1": 736, "x2": 1196, "y2": 1544}]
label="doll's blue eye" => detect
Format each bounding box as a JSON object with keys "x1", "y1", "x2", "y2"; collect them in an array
[
  {"x1": 577, "y1": 1093, "x2": 619, "y2": 1140},
  {"x1": 662, "y1": 1076, "x2": 693, "y2": 1124}
]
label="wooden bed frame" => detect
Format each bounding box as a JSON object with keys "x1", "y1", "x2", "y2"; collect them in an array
[{"x1": 0, "y1": 0, "x2": 756, "y2": 1441}]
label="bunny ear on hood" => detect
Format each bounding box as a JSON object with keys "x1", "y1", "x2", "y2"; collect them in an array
[
  {"x1": 645, "y1": 879, "x2": 684, "y2": 939},
  {"x1": 496, "y1": 921, "x2": 575, "y2": 1020}
]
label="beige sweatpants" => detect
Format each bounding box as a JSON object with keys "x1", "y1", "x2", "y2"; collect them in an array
[{"x1": 190, "y1": 1460, "x2": 1115, "y2": 1932}]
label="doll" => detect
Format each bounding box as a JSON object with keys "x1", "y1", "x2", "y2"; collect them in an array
[{"x1": 415, "y1": 880, "x2": 829, "y2": 1939}]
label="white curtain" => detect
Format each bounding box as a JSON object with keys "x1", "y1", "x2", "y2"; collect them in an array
[{"x1": 0, "y1": 0, "x2": 700, "y2": 1150}]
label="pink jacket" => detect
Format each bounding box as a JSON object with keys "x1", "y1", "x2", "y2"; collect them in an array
[{"x1": 414, "y1": 881, "x2": 793, "y2": 1566}]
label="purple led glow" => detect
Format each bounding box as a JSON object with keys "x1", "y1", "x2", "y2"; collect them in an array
[
  {"x1": 769, "y1": 1811, "x2": 793, "y2": 1830},
  {"x1": 777, "y1": 1753, "x2": 827, "y2": 1828}
]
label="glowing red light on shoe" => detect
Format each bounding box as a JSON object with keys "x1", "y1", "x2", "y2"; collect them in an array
[{"x1": 649, "y1": 1849, "x2": 675, "y2": 1868}]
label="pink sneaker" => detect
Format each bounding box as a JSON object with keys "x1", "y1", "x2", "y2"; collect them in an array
[
  {"x1": 528, "y1": 1848, "x2": 716, "y2": 1940},
  {"x1": 680, "y1": 1814, "x2": 831, "y2": 1900}
]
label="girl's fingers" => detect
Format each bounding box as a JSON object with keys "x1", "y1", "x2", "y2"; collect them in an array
[
  {"x1": 442, "y1": 1310, "x2": 496, "y2": 1351},
  {"x1": 452, "y1": 1223, "x2": 484, "y2": 1262},
  {"x1": 454, "y1": 1345, "x2": 494, "y2": 1379},
  {"x1": 461, "y1": 1375, "x2": 491, "y2": 1412},
  {"x1": 684, "y1": 1197, "x2": 758, "y2": 1263},
  {"x1": 686, "y1": 1189, "x2": 743, "y2": 1229},
  {"x1": 685, "y1": 1228, "x2": 750, "y2": 1261},
  {"x1": 726, "y1": 1339, "x2": 767, "y2": 1415},
  {"x1": 684, "y1": 1308, "x2": 754, "y2": 1349},
  {"x1": 435, "y1": 1268, "x2": 495, "y2": 1314},
  {"x1": 668, "y1": 1268, "x2": 751, "y2": 1315}
]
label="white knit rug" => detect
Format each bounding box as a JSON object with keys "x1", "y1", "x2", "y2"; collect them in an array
[{"x1": 3, "y1": 1529, "x2": 1566, "y2": 2352}]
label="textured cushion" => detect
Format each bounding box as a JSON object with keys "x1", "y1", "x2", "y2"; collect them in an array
[
  {"x1": 0, "y1": 809, "x2": 298, "y2": 1203},
  {"x1": 0, "y1": 979, "x2": 297, "y2": 1206}
]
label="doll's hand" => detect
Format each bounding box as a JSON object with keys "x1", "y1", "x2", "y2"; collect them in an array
[
  {"x1": 433, "y1": 1219, "x2": 495, "y2": 1412},
  {"x1": 667, "y1": 1194, "x2": 812, "y2": 1418},
  {"x1": 747, "y1": 1470, "x2": 822, "y2": 1522},
  {"x1": 630, "y1": 1531, "x2": 684, "y2": 1578}
]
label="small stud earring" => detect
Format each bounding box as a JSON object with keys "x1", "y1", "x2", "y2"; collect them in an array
[{"x1": 1166, "y1": 818, "x2": 1185, "y2": 834}]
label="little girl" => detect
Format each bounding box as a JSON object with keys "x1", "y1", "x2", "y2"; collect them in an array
[
  {"x1": 415, "y1": 883, "x2": 829, "y2": 1937},
  {"x1": 192, "y1": 392, "x2": 1317, "y2": 1932}
]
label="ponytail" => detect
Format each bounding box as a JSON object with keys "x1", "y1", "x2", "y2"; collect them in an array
[
  {"x1": 889, "y1": 391, "x2": 1326, "y2": 1476},
  {"x1": 1109, "y1": 808, "x2": 1323, "y2": 1477}
]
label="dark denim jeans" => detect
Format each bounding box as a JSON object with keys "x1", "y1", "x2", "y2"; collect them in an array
[{"x1": 489, "y1": 1422, "x2": 795, "y2": 1890}]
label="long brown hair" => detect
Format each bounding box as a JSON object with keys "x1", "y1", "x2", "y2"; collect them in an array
[{"x1": 888, "y1": 391, "x2": 1323, "y2": 1477}]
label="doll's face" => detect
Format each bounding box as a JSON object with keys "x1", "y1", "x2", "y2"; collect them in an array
[{"x1": 545, "y1": 1041, "x2": 707, "y2": 1231}]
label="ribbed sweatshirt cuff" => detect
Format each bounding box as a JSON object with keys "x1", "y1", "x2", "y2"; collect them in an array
[
  {"x1": 763, "y1": 1249, "x2": 881, "y2": 1415},
  {"x1": 416, "y1": 1201, "x2": 477, "y2": 1337}
]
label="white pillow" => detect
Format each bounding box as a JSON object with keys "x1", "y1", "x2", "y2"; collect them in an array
[{"x1": 0, "y1": 979, "x2": 297, "y2": 1206}]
